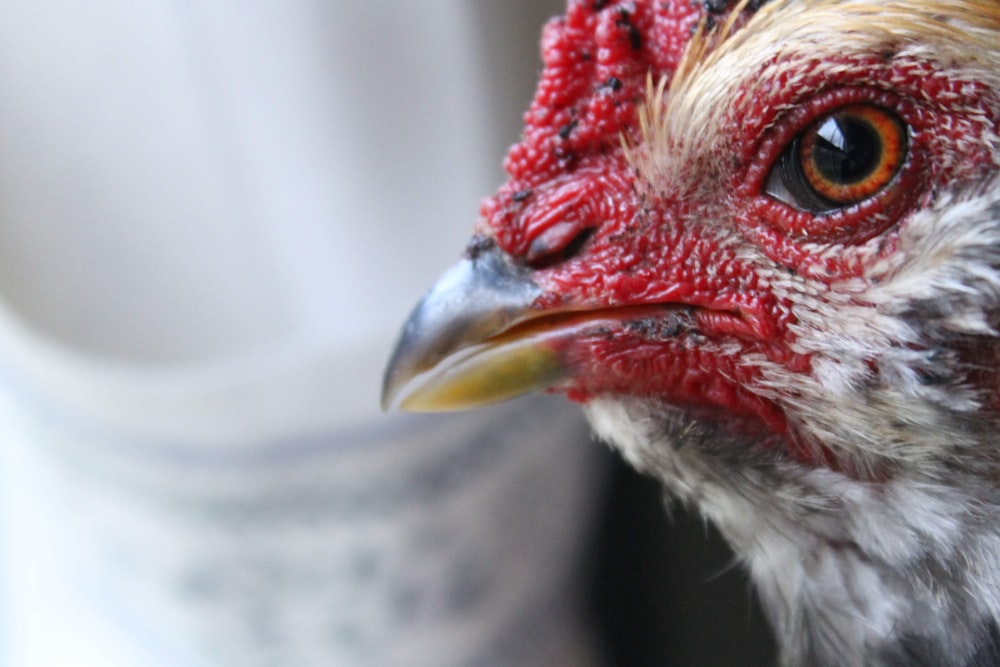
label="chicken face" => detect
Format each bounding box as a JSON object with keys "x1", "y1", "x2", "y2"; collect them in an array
[
  {"x1": 384, "y1": 3, "x2": 1000, "y2": 663},
  {"x1": 385, "y1": 0, "x2": 1000, "y2": 472}
]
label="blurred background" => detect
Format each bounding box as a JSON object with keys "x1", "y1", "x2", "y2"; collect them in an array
[{"x1": 0, "y1": 2, "x2": 773, "y2": 665}]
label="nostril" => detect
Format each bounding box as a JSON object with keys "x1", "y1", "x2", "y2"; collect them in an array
[
  {"x1": 525, "y1": 224, "x2": 596, "y2": 269},
  {"x1": 463, "y1": 233, "x2": 497, "y2": 260}
]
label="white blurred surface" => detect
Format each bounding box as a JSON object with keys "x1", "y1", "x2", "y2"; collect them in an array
[
  {"x1": 0, "y1": 2, "x2": 601, "y2": 666},
  {"x1": 0, "y1": 1, "x2": 496, "y2": 366}
]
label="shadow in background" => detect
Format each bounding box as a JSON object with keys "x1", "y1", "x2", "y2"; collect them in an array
[{"x1": 590, "y1": 455, "x2": 778, "y2": 667}]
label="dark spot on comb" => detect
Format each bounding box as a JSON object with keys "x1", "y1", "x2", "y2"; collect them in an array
[
  {"x1": 511, "y1": 189, "x2": 533, "y2": 202},
  {"x1": 558, "y1": 119, "x2": 579, "y2": 140},
  {"x1": 601, "y1": 76, "x2": 623, "y2": 92},
  {"x1": 592, "y1": 0, "x2": 611, "y2": 10},
  {"x1": 615, "y1": 9, "x2": 643, "y2": 50},
  {"x1": 628, "y1": 25, "x2": 643, "y2": 49}
]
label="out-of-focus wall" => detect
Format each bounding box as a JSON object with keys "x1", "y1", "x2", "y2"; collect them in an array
[
  {"x1": 0, "y1": 1, "x2": 561, "y2": 367},
  {"x1": 0, "y1": 3, "x2": 610, "y2": 667}
]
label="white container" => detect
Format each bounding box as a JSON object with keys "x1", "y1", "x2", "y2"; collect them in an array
[
  {"x1": 0, "y1": 347, "x2": 602, "y2": 666},
  {"x1": 0, "y1": 2, "x2": 604, "y2": 665}
]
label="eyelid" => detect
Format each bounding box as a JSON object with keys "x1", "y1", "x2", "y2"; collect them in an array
[
  {"x1": 742, "y1": 90, "x2": 924, "y2": 244},
  {"x1": 740, "y1": 87, "x2": 906, "y2": 194}
]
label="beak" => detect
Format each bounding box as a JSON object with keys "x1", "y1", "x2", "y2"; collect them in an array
[{"x1": 381, "y1": 243, "x2": 570, "y2": 412}]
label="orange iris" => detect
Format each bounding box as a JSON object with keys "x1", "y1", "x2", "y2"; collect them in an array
[{"x1": 798, "y1": 105, "x2": 907, "y2": 205}]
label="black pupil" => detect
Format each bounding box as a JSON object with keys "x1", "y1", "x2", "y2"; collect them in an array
[{"x1": 812, "y1": 115, "x2": 881, "y2": 184}]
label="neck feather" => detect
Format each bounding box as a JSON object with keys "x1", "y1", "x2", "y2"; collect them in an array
[{"x1": 586, "y1": 397, "x2": 1000, "y2": 667}]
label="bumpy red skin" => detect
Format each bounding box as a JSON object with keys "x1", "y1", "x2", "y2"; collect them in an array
[
  {"x1": 477, "y1": 0, "x2": 788, "y2": 434},
  {"x1": 477, "y1": 0, "x2": 998, "y2": 442}
]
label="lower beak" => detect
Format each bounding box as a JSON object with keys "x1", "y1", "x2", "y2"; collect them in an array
[{"x1": 381, "y1": 243, "x2": 569, "y2": 412}]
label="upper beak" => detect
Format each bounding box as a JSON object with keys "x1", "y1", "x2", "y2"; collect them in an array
[{"x1": 381, "y1": 243, "x2": 570, "y2": 412}]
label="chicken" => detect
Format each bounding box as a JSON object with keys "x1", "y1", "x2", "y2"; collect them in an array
[{"x1": 381, "y1": 1, "x2": 1000, "y2": 665}]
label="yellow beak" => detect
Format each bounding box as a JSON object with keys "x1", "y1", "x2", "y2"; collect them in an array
[{"x1": 381, "y1": 244, "x2": 569, "y2": 412}]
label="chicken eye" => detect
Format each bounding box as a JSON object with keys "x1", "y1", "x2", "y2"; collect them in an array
[{"x1": 765, "y1": 105, "x2": 907, "y2": 214}]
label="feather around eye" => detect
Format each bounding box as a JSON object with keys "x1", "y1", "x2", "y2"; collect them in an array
[{"x1": 765, "y1": 104, "x2": 908, "y2": 214}]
